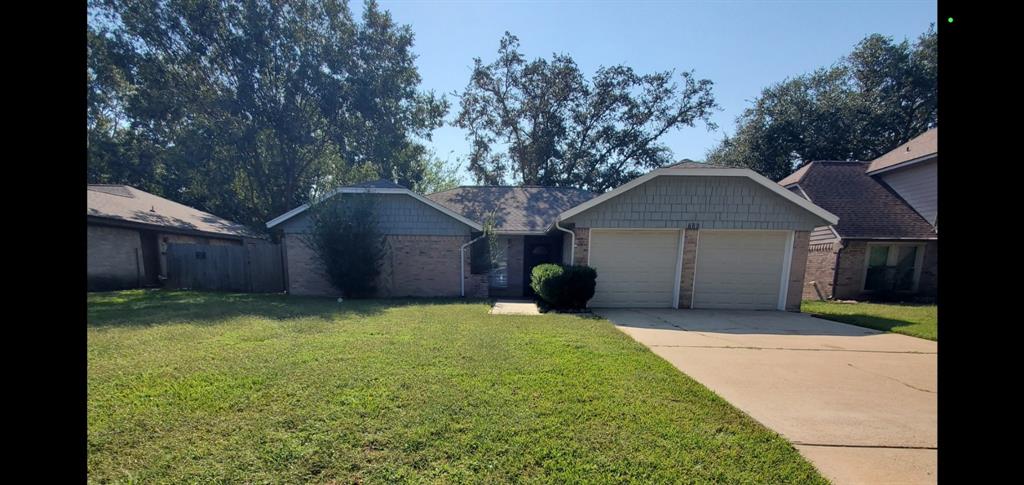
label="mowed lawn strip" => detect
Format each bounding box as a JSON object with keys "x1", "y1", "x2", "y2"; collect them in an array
[
  {"x1": 802, "y1": 300, "x2": 937, "y2": 341},
  {"x1": 88, "y1": 290, "x2": 824, "y2": 484}
]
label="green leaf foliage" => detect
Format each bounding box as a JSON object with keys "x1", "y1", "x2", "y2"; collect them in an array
[
  {"x1": 706, "y1": 26, "x2": 937, "y2": 181},
  {"x1": 301, "y1": 194, "x2": 384, "y2": 298},
  {"x1": 531, "y1": 264, "x2": 597, "y2": 310},
  {"x1": 87, "y1": 0, "x2": 449, "y2": 229},
  {"x1": 455, "y1": 32, "x2": 718, "y2": 193}
]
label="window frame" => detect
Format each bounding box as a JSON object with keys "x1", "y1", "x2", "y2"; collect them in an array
[{"x1": 860, "y1": 242, "x2": 926, "y2": 293}]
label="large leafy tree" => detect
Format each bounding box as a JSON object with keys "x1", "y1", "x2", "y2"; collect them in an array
[
  {"x1": 706, "y1": 27, "x2": 937, "y2": 181},
  {"x1": 87, "y1": 0, "x2": 448, "y2": 228},
  {"x1": 455, "y1": 32, "x2": 717, "y2": 192}
]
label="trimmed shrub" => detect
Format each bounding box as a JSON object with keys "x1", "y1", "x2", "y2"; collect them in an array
[{"x1": 530, "y1": 264, "x2": 597, "y2": 310}]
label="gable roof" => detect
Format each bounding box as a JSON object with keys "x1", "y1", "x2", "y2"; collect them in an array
[
  {"x1": 776, "y1": 162, "x2": 816, "y2": 187},
  {"x1": 781, "y1": 161, "x2": 936, "y2": 239},
  {"x1": 87, "y1": 185, "x2": 261, "y2": 239},
  {"x1": 427, "y1": 186, "x2": 596, "y2": 234},
  {"x1": 867, "y1": 128, "x2": 938, "y2": 174},
  {"x1": 557, "y1": 166, "x2": 838, "y2": 226},
  {"x1": 265, "y1": 182, "x2": 483, "y2": 231}
]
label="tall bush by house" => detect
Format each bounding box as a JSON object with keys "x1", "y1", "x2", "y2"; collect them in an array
[
  {"x1": 530, "y1": 264, "x2": 597, "y2": 310},
  {"x1": 302, "y1": 194, "x2": 384, "y2": 298}
]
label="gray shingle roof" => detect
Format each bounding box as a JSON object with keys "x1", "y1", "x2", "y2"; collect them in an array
[
  {"x1": 867, "y1": 128, "x2": 937, "y2": 174},
  {"x1": 426, "y1": 186, "x2": 596, "y2": 233},
  {"x1": 783, "y1": 162, "x2": 936, "y2": 240},
  {"x1": 87, "y1": 185, "x2": 262, "y2": 238}
]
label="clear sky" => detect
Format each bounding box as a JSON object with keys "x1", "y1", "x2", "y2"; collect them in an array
[{"x1": 368, "y1": 0, "x2": 936, "y2": 183}]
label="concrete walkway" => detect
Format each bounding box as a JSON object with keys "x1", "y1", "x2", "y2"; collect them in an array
[
  {"x1": 489, "y1": 299, "x2": 541, "y2": 315},
  {"x1": 595, "y1": 308, "x2": 937, "y2": 485}
]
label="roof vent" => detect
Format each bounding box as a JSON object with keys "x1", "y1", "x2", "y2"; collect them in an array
[{"x1": 150, "y1": 205, "x2": 157, "y2": 213}]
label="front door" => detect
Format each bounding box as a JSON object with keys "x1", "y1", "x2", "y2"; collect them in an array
[{"x1": 522, "y1": 236, "x2": 561, "y2": 298}]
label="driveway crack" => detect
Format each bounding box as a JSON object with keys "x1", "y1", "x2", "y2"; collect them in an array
[{"x1": 845, "y1": 363, "x2": 936, "y2": 393}]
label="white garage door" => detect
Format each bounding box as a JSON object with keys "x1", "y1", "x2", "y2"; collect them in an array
[
  {"x1": 693, "y1": 231, "x2": 790, "y2": 310},
  {"x1": 588, "y1": 230, "x2": 681, "y2": 307}
]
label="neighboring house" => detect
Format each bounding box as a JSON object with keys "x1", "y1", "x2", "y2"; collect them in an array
[
  {"x1": 269, "y1": 165, "x2": 838, "y2": 311},
  {"x1": 88, "y1": 184, "x2": 263, "y2": 291},
  {"x1": 779, "y1": 128, "x2": 938, "y2": 301}
]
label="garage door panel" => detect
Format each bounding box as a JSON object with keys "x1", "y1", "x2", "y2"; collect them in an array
[
  {"x1": 693, "y1": 231, "x2": 788, "y2": 310},
  {"x1": 589, "y1": 230, "x2": 680, "y2": 308}
]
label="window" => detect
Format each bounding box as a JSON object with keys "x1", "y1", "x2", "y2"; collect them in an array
[
  {"x1": 863, "y1": 244, "x2": 923, "y2": 292},
  {"x1": 489, "y1": 237, "x2": 508, "y2": 288}
]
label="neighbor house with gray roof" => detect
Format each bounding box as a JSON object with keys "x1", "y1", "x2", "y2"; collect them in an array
[
  {"x1": 88, "y1": 184, "x2": 264, "y2": 290},
  {"x1": 268, "y1": 163, "x2": 839, "y2": 311},
  {"x1": 779, "y1": 128, "x2": 938, "y2": 301}
]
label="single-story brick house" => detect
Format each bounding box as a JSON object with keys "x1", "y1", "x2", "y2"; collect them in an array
[
  {"x1": 88, "y1": 184, "x2": 263, "y2": 290},
  {"x1": 268, "y1": 164, "x2": 839, "y2": 311},
  {"x1": 779, "y1": 128, "x2": 938, "y2": 301}
]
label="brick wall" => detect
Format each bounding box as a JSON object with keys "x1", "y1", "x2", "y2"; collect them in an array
[
  {"x1": 785, "y1": 231, "x2": 810, "y2": 311},
  {"x1": 803, "y1": 241, "x2": 838, "y2": 300},
  {"x1": 284, "y1": 233, "x2": 487, "y2": 298},
  {"x1": 572, "y1": 227, "x2": 590, "y2": 265},
  {"x1": 380, "y1": 235, "x2": 472, "y2": 298},
  {"x1": 87, "y1": 224, "x2": 143, "y2": 290},
  {"x1": 283, "y1": 234, "x2": 337, "y2": 296},
  {"x1": 833, "y1": 240, "x2": 868, "y2": 300},
  {"x1": 678, "y1": 228, "x2": 699, "y2": 308}
]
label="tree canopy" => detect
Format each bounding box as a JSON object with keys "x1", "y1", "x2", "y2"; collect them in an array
[
  {"x1": 706, "y1": 26, "x2": 937, "y2": 181},
  {"x1": 455, "y1": 32, "x2": 718, "y2": 193},
  {"x1": 87, "y1": 0, "x2": 449, "y2": 228}
]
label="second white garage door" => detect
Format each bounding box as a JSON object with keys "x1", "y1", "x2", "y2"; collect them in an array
[
  {"x1": 588, "y1": 230, "x2": 681, "y2": 308},
  {"x1": 693, "y1": 231, "x2": 791, "y2": 310}
]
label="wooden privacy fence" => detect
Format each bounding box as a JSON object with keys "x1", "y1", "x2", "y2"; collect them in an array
[{"x1": 165, "y1": 241, "x2": 285, "y2": 293}]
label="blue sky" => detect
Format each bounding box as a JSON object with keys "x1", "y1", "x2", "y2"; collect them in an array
[{"x1": 369, "y1": 0, "x2": 936, "y2": 183}]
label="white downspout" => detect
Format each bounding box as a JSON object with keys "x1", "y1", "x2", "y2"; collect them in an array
[
  {"x1": 460, "y1": 234, "x2": 487, "y2": 297},
  {"x1": 554, "y1": 219, "x2": 575, "y2": 265}
]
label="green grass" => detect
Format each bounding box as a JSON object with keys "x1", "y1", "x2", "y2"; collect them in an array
[
  {"x1": 802, "y1": 300, "x2": 937, "y2": 341},
  {"x1": 88, "y1": 290, "x2": 824, "y2": 484}
]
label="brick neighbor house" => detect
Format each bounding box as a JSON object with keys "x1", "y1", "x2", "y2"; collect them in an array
[
  {"x1": 87, "y1": 184, "x2": 264, "y2": 291},
  {"x1": 779, "y1": 128, "x2": 938, "y2": 301},
  {"x1": 268, "y1": 164, "x2": 838, "y2": 311}
]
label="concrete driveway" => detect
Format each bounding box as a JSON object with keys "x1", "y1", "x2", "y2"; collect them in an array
[{"x1": 596, "y1": 308, "x2": 937, "y2": 485}]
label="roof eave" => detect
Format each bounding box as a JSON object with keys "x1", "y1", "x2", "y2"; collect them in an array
[
  {"x1": 88, "y1": 215, "x2": 258, "y2": 240},
  {"x1": 866, "y1": 153, "x2": 937, "y2": 176}
]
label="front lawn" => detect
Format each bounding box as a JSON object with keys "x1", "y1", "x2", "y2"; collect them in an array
[
  {"x1": 88, "y1": 290, "x2": 823, "y2": 484},
  {"x1": 802, "y1": 300, "x2": 937, "y2": 341}
]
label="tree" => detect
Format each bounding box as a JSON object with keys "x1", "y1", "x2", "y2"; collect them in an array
[
  {"x1": 87, "y1": 0, "x2": 447, "y2": 228},
  {"x1": 302, "y1": 194, "x2": 384, "y2": 298},
  {"x1": 409, "y1": 151, "x2": 463, "y2": 195},
  {"x1": 454, "y1": 32, "x2": 718, "y2": 193},
  {"x1": 706, "y1": 26, "x2": 936, "y2": 181}
]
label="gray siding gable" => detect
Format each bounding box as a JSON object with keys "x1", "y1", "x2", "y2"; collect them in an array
[
  {"x1": 565, "y1": 175, "x2": 827, "y2": 230},
  {"x1": 278, "y1": 193, "x2": 473, "y2": 236}
]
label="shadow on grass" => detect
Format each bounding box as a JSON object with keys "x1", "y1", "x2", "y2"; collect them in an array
[
  {"x1": 807, "y1": 313, "x2": 922, "y2": 334},
  {"x1": 87, "y1": 289, "x2": 488, "y2": 328}
]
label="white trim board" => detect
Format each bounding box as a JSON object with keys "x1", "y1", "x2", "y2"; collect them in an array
[
  {"x1": 555, "y1": 167, "x2": 839, "y2": 226},
  {"x1": 777, "y1": 231, "x2": 795, "y2": 311},
  {"x1": 866, "y1": 154, "x2": 937, "y2": 176},
  {"x1": 266, "y1": 187, "x2": 483, "y2": 231}
]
